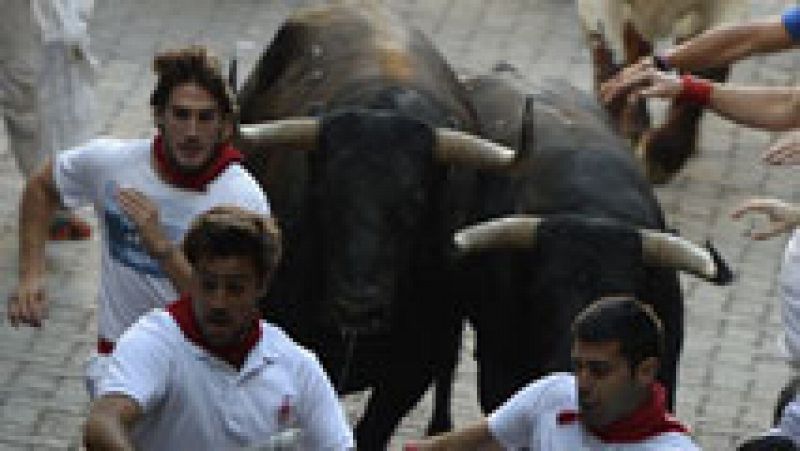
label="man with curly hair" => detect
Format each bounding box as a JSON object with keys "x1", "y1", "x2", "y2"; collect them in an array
[
  {"x1": 7, "y1": 46, "x2": 271, "y2": 396},
  {"x1": 83, "y1": 206, "x2": 353, "y2": 451}
]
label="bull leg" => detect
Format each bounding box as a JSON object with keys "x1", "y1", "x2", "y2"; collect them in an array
[
  {"x1": 639, "y1": 66, "x2": 730, "y2": 184},
  {"x1": 587, "y1": 31, "x2": 626, "y2": 131},
  {"x1": 477, "y1": 357, "x2": 534, "y2": 413},
  {"x1": 355, "y1": 364, "x2": 433, "y2": 451},
  {"x1": 619, "y1": 22, "x2": 652, "y2": 144},
  {"x1": 426, "y1": 323, "x2": 463, "y2": 435}
]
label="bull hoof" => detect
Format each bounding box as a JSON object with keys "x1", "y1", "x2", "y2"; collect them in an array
[{"x1": 636, "y1": 129, "x2": 696, "y2": 185}]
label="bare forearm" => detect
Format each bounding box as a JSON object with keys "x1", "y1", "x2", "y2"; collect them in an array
[
  {"x1": 413, "y1": 421, "x2": 502, "y2": 451},
  {"x1": 666, "y1": 20, "x2": 793, "y2": 71},
  {"x1": 19, "y1": 168, "x2": 60, "y2": 280},
  {"x1": 710, "y1": 85, "x2": 800, "y2": 131},
  {"x1": 83, "y1": 415, "x2": 136, "y2": 451}
]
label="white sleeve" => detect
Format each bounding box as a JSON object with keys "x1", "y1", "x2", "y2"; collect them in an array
[
  {"x1": 241, "y1": 172, "x2": 272, "y2": 217},
  {"x1": 488, "y1": 375, "x2": 562, "y2": 448},
  {"x1": 96, "y1": 315, "x2": 172, "y2": 412},
  {"x1": 53, "y1": 138, "x2": 107, "y2": 208},
  {"x1": 296, "y1": 351, "x2": 354, "y2": 450},
  {"x1": 777, "y1": 394, "x2": 800, "y2": 445}
]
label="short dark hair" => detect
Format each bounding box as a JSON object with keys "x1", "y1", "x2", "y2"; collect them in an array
[
  {"x1": 571, "y1": 296, "x2": 664, "y2": 370},
  {"x1": 183, "y1": 205, "x2": 281, "y2": 286},
  {"x1": 150, "y1": 46, "x2": 236, "y2": 117}
]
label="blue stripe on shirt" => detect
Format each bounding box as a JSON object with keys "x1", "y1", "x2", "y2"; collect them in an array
[{"x1": 782, "y1": 6, "x2": 800, "y2": 41}]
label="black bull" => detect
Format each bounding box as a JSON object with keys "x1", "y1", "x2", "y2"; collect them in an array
[
  {"x1": 235, "y1": 4, "x2": 515, "y2": 449},
  {"x1": 456, "y1": 70, "x2": 731, "y2": 412},
  {"x1": 234, "y1": 3, "x2": 730, "y2": 448}
]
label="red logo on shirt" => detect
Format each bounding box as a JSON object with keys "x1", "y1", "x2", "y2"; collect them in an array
[{"x1": 278, "y1": 395, "x2": 294, "y2": 425}]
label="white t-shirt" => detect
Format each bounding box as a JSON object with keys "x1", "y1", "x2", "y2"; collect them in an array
[
  {"x1": 775, "y1": 393, "x2": 800, "y2": 446},
  {"x1": 780, "y1": 230, "x2": 800, "y2": 364},
  {"x1": 488, "y1": 373, "x2": 698, "y2": 450},
  {"x1": 54, "y1": 137, "x2": 270, "y2": 342},
  {"x1": 97, "y1": 309, "x2": 355, "y2": 451}
]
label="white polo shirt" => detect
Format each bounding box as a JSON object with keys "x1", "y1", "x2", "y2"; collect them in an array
[
  {"x1": 488, "y1": 373, "x2": 698, "y2": 450},
  {"x1": 780, "y1": 231, "x2": 800, "y2": 364},
  {"x1": 96, "y1": 309, "x2": 354, "y2": 451}
]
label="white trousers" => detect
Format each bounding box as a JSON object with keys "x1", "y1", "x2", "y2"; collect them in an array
[
  {"x1": 0, "y1": 0, "x2": 45, "y2": 177},
  {"x1": 0, "y1": 0, "x2": 96, "y2": 179}
]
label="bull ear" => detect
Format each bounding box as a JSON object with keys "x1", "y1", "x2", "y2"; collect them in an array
[
  {"x1": 434, "y1": 129, "x2": 517, "y2": 169},
  {"x1": 453, "y1": 216, "x2": 542, "y2": 253},
  {"x1": 238, "y1": 117, "x2": 319, "y2": 150}
]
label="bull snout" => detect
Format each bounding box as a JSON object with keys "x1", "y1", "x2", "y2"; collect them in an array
[{"x1": 327, "y1": 275, "x2": 395, "y2": 335}]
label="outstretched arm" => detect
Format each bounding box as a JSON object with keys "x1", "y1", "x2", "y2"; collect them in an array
[
  {"x1": 601, "y1": 9, "x2": 798, "y2": 104},
  {"x1": 622, "y1": 69, "x2": 800, "y2": 131},
  {"x1": 404, "y1": 420, "x2": 503, "y2": 451},
  {"x1": 8, "y1": 158, "x2": 61, "y2": 327},
  {"x1": 664, "y1": 17, "x2": 795, "y2": 72}
]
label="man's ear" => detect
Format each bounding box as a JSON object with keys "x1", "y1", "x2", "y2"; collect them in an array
[
  {"x1": 635, "y1": 356, "x2": 659, "y2": 384},
  {"x1": 154, "y1": 112, "x2": 165, "y2": 132},
  {"x1": 221, "y1": 119, "x2": 234, "y2": 143}
]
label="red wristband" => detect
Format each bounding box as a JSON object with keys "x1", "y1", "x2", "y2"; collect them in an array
[{"x1": 677, "y1": 74, "x2": 712, "y2": 106}]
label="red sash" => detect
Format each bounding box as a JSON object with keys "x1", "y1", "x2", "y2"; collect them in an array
[
  {"x1": 167, "y1": 295, "x2": 261, "y2": 370},
  {"x1": 153, "y1": 135, "x2": 243, "y2": 191},
  {"x1": 557, "y1": 383, "x2": 690, "y2": 443}
]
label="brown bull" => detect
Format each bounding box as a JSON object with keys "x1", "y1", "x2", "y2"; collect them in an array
[{"x1": 577, "y1": 0, "x2": 748, "y2": 183}]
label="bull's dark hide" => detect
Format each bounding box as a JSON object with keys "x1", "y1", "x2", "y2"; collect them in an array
[
  {"x1": 247, "y1": 103, "x2": 468, "y2": 449},
  {"x1": 295, "y1": 109, "x2": 440, "y2": 332},
  {"x1": 236, "y1": 4, "x2": 491, "y2": 446},
  {"x1": 461, "y1": 70, "x2": 685, "y2": 413}
]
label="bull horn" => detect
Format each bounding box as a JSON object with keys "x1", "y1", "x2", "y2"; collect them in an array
[
  {"x1": 454, "y1": 216, "x2": 542, "y2": 252},
  {"x1": 434, "y1": 129, "x2": 516, "y2": 168},
  {"x1": 238, "y1": 117, "x2": 319, "y2": 149},
  {"x1": 455, "y1": 215, "x2": 732, "y2": 284},
  {"x1": 640, "y1": 230, "x2": 731, "y2": 284}
]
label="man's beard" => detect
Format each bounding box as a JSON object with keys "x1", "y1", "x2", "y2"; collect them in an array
[{"x1": 164, "y1": 136, "x2": 220, "y2": 176}]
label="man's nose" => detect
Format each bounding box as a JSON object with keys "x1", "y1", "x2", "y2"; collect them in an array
[
  {"x1": 574, "y1": 366, "x2": 593, "y2": 388},
  {"x1": 186, "y1": 116, "x2": 200, "y2": 137},
  {"x1": 205, "y1": 286, "x2": 229, "y2": 308}
]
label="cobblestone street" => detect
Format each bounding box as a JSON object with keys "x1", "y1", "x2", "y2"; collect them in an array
[{"x1": 0, "y1": 0, "x2": 798, "y2": 449}]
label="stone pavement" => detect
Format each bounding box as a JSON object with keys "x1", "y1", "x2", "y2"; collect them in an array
[{"x1": 0, "y1": 0, "x2": 797, "y2": 449}]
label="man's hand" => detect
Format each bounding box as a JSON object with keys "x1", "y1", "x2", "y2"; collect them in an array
[
  {"x1": 402, "y1": 420, "x2": 501, "y2": 451},
  {"x1": 731, "y1": 197, "x2": 800, "y2": 240},
  {"x1": 763, "y1": 131, "x2": 800, "y2": 165},
  {"x1": 7, "y1": 275, "x2": 47, "y2": 327},
  {"x1": 116, "y1": 188, "x2": 173, "y2": 259},
  {"x1": 602, "y1": 66, "x2": 683, "y2": 108},
  {"x1": 599, "y1": 56, "x2": 656, "y2": 105}
]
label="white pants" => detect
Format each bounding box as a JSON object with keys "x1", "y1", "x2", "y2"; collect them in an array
[
  {"x1": 0, "y1": 0, "x2": 45, "y2": 177},
  {"x1": 0, "y1": 0, "x2": 95, "y2": 179}
]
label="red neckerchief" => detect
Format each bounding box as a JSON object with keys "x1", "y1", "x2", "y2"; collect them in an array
[
  {"x1": 153, "y1": 134, "x2": 243, "y2": 191},
  {"x1": 556, "y1": 383, "x2": 690, "y2": 443},
  {"x1": 167, "y1": 294, "x2": 262, "y2": 370}
]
